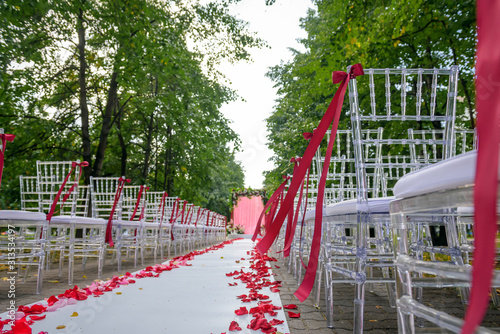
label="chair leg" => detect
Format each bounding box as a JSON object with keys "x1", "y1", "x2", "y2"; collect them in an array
[{"x1": 353, "y1": 282, "x2": 365, "y2": 334}]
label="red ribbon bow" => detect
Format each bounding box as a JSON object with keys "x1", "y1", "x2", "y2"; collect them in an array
[
  {"x1": 302, "y1": 132, "x2": 314, "y2": 141},
  {"x1": 105, "y1": 177, "x2": 131, "y2": 247},
  {"x1": 46, "y1": 161, "x2": 89, "y2": 222}
]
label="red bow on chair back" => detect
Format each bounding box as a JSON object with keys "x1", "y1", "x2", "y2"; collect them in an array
[
  {"x1": 105, "y1": 177, "x2": 131, "y2": 247},
  {"x1": 0, "y1": 133, "x2": 15, "y2": 189},
  {"x1": 46, "y1": 161, "x2": 89, "y2": 222},
  {"x1": 256, "y1": 64, "x2": 364, "y2": 302}
]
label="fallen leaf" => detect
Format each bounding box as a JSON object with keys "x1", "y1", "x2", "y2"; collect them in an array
[
  {"x1": 56, "y1": 325, "x2": 66, "y2": 329},
  {"x1": 83, "y1": 275, "x2": 87, "y2": 278},
  {"x1": 48, "y1": 280, "x2": 59, "y2": 283},
  {"x1": 70, "y1": 312, "x2": 78, "y2": 317},
  {"x1": 139, "y1": 288, "x2": 143, "y2": 290},
  {"x1": 116, "y1": 292, "x2": 122, "y2": 295}
]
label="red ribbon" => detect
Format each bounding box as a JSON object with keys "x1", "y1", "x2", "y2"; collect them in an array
[
  {"x1": 251, "y1": 175, "x2": 290, "y2": 241},
  {"x1": 283, "y1": 161, "x2": 306, "y2": 256},
  {"x1": 283, "y1": 158, "x2": 302, "y2": 257},
  {"x1": 169, "y1": 198, "x2": 182, "y2": 240},
  {"x1": 195, "y1": 208, "x2": 206, "y2": 227},
  {"x1": 157, "y1": 192, "x2": 169, "y2": 230},
  {"x1": 130, "y1": 185, "x2": 149, "y2": 221},
  {"x1": 0, "y1": 133, "x2": 15, "y2": 189},
  {"x1": 105, "y1": 177, "x2": 131, "y2": 247},
  {"x1": 462, "y1": 1, "x2": 500, "y2": 333},
  {"x1": 46, "y1": 161, "x2": 89, "y2": 222},
  {"x1": 256, "y1": 64, "x2": 364, "y2": 302}
]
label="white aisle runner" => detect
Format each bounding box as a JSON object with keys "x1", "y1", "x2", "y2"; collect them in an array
[{"x1": 2, "y1": 239, "x2": 290, "y2": 334}]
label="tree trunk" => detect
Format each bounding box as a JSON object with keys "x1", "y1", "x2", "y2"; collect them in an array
[
  {"x1": 92, "y1": 71, "x2": 118, "y2": 177},
  {"x1": 141, "y1": 112, "x2": 154, "y2": 179},
  {"x1": 163, "y1": 126, "x2": 174, "y2": 194},
  {"x1": 116, "y1": 110, "x2": 127, "y2": 176},
  {"x1": 77, "y1": 8, "x2": 92, "y2": 183}
]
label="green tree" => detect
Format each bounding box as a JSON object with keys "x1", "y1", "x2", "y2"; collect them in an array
[{"x1": 264, "y1": 0, "x2": 476, "y2": 191}]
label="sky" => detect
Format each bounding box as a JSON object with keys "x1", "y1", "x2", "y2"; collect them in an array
[{"x1": 218, "y1": 0, "x2": 312, "y2": 189}]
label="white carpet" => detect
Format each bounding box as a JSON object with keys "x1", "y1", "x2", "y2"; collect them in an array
[{"x1": 2, "y1": 239, "x2": 290, "y2": 334}]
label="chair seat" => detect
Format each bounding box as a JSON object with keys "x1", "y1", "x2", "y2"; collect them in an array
[
  {"x1": 325, "y1": 197, "x2": 395, "y2": 216},
  {"x1": 0, "y1": 210, "x2": 46, "y2": 221},
  {"x1": 50, "y1": 215, "x2": 106, "y2": 225},
  {"x1": 111, "y1": 220, "x2": 141, "y2": 227},
  {"x1": 393, "y1": 150, "x2": 500, "y2": 199},
  {"x1": 143, "y1": 222, "x2": 159, "y2": 228}
]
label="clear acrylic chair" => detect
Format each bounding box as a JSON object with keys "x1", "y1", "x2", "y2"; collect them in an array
[
  {"x1": 90, "y1": 177, "x2": 144, "y2": 271},
  {"x1": 36, "y1": 160, "x2": 107, "y2": 285},
  {"x1": 390, "y1": 137, "x2": 500, "y2": 332},
  {"x1": 320, "y1": 66, "x2": 459, "y2": 332}
]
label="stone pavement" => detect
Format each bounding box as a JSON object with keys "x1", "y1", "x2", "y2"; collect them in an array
[{"x1": 269, "y1": 250, "x2": 500, "y2": 333}]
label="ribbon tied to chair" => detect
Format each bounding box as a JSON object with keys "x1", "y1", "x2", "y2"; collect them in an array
[
  {"x1": 462, "y1": 1, "x2": 500, "y2": 333},
  {"x1": 47, "y1": 161, "x2": 90, "y2": 222},
  {"x1": 157, "y1": 192, "x2": 169, "y2": 230},
  {"x1": 256, "y1": 63, "x2": 364, "y2": 302},
  {"x1": 105, "y1": 177, "x2": 131, "y2": 247},
  {"x1": 0, "y1": 133, "x2": 15, "y2": 189},
  {"x1": 251, "y1": 175, "x2": 291, "y2": 241}
]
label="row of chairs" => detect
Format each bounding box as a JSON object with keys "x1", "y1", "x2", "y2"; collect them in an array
[
  {"x1": 0, "y1": 157, "x2": 227, "y2": 294},
  {"x1": 273, "y1": 67, "x2": 499, "y2": 333}
]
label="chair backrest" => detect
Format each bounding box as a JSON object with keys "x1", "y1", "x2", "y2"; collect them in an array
[
  {"x1": 143, "y1": 191, "x2": 177, "y2": 224},
  {"x1": 348, "y1": 66, "x2": 459, "y2": 200},
  {"x1": 90, "y1": 177, "x2": 126, "y2": 220},
  {"x1": 19, "y1": 175, "x2": 40, "y2": 212},
  {"x1": 36, "y1": 161, "x2": 84, "y2": 215},
  {"x1": 454, "y1": 128, "x2": 477, "y2": 155}
]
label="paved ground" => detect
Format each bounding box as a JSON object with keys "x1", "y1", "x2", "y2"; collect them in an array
[
  {"x1": 2, "y1": 235, "x2": 500, "y2": 333},
  {"x1": 269, "y1": 249, "x2": 500, "y2": 333}
]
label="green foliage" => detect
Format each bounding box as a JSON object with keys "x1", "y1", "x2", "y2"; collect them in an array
[
  {"x1": 264, "y1": 0, "x2": 476, "y2": 192},
  {"x1": 0, "y1": 0, "x2": 259, "y2": 214}
]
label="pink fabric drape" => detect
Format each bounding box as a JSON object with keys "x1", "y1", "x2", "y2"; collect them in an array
[{"x1": 233, "y1": 196, "x2": 264, "y2": 234}]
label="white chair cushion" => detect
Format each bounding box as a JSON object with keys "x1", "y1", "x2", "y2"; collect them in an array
[
  {"x1": 304, "y1": 208, "x2": 327, "y2": 221},
  {"x1": 325, "y1": 197, "x2": 395, "y2": 216},
  {"x1": 111, "y1": 219, "x2": 140, "y2": 227},
  {"x1": 50, "y1": 215, "x2": 106, "y2": 225},
  {"x1": 0, "y1": 210, "x2": 46, "y2": 221},
  {"x1": 393, "y1": 150, "x2": 500, "y2": 199},
  {"x1": 143, "y1": 222, "x2": 159, "y2": 228}
]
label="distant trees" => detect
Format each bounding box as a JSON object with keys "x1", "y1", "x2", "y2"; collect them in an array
[{"x1": 0, "y1": 0, "x2": 263, "y2": 216}]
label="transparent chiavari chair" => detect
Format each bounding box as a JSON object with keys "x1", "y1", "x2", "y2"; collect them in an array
[
  {"x1": 319, "y1": 67, "x2": 459, "y2": 332},
  {"x1": 36, "y1": 161, "x2": 106, "y2": 284},
  {"x1": 90, "y1": 177, "x2": 144, "y2": 271},
  {"x1": 390, "y1": 132, "x2": 500, "y2": 332},
  {"x1": 301, "y1": 130, "x2": 359, "y2": 305},
  {"x1": 1, "y1": 180, "x2": 47, "y2": 294},
  {"x1": 143, "y1": 191, "x2": 168, "y2": 261}
]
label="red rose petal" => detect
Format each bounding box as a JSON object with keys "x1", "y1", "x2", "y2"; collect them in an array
[
  {"x1": 288, "y1": 311, "x2": 301, "y2": 318},
  {"x1": 234, "y1": 307, "x2": 248, "y2": 316},
  {"x1": 269, "y1": 318, "x2": 284, "y2": 326},
  {"x1": 229, "y1": 320, "x2": 242, "y2": 331},
  {"x1": 283, "y1": 304, "x2": 298, "y2": 309},
  {"x1": 29, "y1": 315, "x2": 46, "y2": 321}
]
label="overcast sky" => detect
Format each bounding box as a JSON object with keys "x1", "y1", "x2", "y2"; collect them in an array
[{"x1": 218, "y1": 0, "x2": 312, "y2": 189}]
